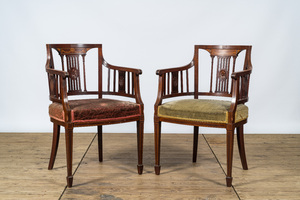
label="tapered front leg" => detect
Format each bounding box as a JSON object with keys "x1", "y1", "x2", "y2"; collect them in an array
[
  {"x1": 48, "y1": 123, "x2": 60, "y2": 170},
  {"x1": 193, "y1": 126, "x2": 199, "y2": 163},
  {"x1": 237, "y1": 125, "x2": 248, "y2": 170},
  {"x1": 154, "y1": 120, "x2": 161, "y2": 175},
  {"x1": 98, "y1": 125, "x2": 103, "y2": 162},
  {"x1": 137, "y1": 119, "x2": 144, "y2": 174},
  {"x1": 65, "y1": 125, "x2": 73, "y2": 187},
  {"x1": 226, "y1": 126, "x2": 234, "y2": 187}
]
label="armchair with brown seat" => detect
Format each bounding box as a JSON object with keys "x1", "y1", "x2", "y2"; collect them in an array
[
  {"x1": 45, "y1": 44, "x2": 144, "y2": 187},
  {"x1": 154, "y1": 45, "x2": 252, "y2": 187}
]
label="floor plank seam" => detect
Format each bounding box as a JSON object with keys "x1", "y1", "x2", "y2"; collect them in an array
[
  {"x1": 58, "y1": 186, "x2": 67, "y2": 199},
  {"x1": 202, "y1": 134, "x2": 241, "y2": 200},
  {"x1": 1, "y1": 133, "x2": 299, "y2": 199},
  {"x1": 59, "y1": 132, "x2": 98, "y2": 199},
  {"x1": 232, "y1": 186, "x2": 241, "y2": 200}
]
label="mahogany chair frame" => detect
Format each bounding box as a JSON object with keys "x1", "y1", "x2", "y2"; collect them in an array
[
  {"x1": 45, "y1": 44, "x2": 144, "y2": 187},
  {"x1": 154, "y1": 45, "x2": 252, "y2": 187}
]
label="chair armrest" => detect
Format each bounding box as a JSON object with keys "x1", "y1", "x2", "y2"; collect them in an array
[
  {"x1": 156, "y1": 62, "x2": 193, "y2": 76},
  {"x1": 154, "y1": 62, "x2": 194, "y2": 110},
  {"x1": 103, "y1": 60, "x2": 142, "y2": 75},
  {"x1": 46, "y1": 68, "x2": 69, "y2": 78},
  {"x1": 231, "y1": 69, "x2": 252, "y2": 80},
  {"x1": 46, "y1": 68, "x2": 71, "y2": 122},
  {"x1": 103, "y1": 60, "x2": 143, "y2": 107},
  {"x1": 228, "y1": 69, "x2": 252, "y2": 122}
]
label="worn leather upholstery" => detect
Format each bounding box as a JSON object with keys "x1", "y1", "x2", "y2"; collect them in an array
[
  {"x1": 49, "y1": 99, "x2": 141, "y2": 123},
  {"x1": 158, "y1": 99, "x2": 248, "y2": 123}
]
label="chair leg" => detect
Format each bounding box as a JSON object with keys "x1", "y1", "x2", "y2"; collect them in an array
[
  {"x1": 98, "y1": 125, "x2": 103, "y2": 162},
  {"x1": 65, "y1": 125, "x2": 73, "y2": 187},
  {"x1": 237, "y1": 125, "x2": 248, "y2": 170},
  {"x1": 193, "y1": 126, "x2": 199, "y2": 163},
  {"x1": 137, "y1": 119, "x2": 144, "y2": 174},
  {"x1": 154, "y1": 120, "x2": 161, "y2": 175},
  {"x1": 226, "y1": 126, "x2": 234, "y2": 187},
  {"x1": 48, "y1": 124, "x2": 60, "y2": 170}
]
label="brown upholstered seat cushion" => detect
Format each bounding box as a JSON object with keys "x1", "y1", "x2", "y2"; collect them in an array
[
  {"x1": 49, "y1": 99, "x2": 141, "y2": 123},
  {"x1": 158, "y1": 99, "x2": 248, "y2": 123}
]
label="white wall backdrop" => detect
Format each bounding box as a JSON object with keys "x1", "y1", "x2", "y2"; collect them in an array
[{"x1": 0, "y1": 0, "x2": 299, "y2": 133}]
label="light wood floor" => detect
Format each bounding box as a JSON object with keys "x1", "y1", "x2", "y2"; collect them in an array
[{"x1": 0, "y1": 132, "x2": 299, "y2": 200}]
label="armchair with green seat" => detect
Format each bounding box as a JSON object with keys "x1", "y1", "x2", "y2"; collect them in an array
[{"x1": 154, "y1": 45, "x2": 252, "y2": 187}]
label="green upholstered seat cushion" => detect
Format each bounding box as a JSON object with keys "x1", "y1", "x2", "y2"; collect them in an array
[{"x1": 158, "y1": 99, "x2": 248, "y2": 123}]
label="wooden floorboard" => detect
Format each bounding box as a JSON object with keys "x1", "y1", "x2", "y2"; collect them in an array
[
  {"x1": 0, "y1": 132, "x2": 95, "y2": 200},
  {"x1": 204, "y1": 134, "x2": 300, "y2": 200},
  {"x1": 62, "y1": 133, "x2": 237, "y2": 199},
  {"x1": 0, "y1": 133, "x2": 299, "y2": 199}
]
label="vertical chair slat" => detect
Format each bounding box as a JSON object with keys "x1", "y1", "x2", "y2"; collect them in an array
[
  {"x1": 180, "y1": 70, "x2": 183, "y2": 93},
  {"x1": 210, "y1": 56, "x2": 214, "y2": 93},
  {"x1": 113, "y1": 69, "x2": 116, "y2": 92},
  {"x1": 76, "y1": 56, "x2": 81, "y2": 91},
  {"x1": 167, "y1": 73, "x2": 170, "y2": 94},
  {"x1": 132, "y1": 72, "x2": 135, "y2": 95},
  {"x1": 225, "y1": 57, "x2": 230, "y2": 93},
  {"x1": 216, "y1": 57, "x2": 220, "y2": 92},
  {"x1": 82, "y1": 55, "x2": 87, "y2": 92},
  {"x1": 162, "y1": 74, "x2": 165, "y2": 96},
  {"x1": 66, "y1": 56, "x2": 72, "y2": 91},
  {"x1": 230, "y1": 56, "x2": 237, "y2": 94},
  {"x1": 60, "y1": 55, "x2": 65, "y2": 71},
  {"x1": 186, "y1": 69, "x2": 189, "y2": 93},
  {"x1": 107, "y1": 68, "x2": 111, "y2": 92},
  {"x1": 127, "y1": 72, "x2": 130, "y2": 94},
  {"x1": 171, "y1": 71, "x2": 178, "y2": 94},
  {"x1": 118, "y1": 71, "x2": 126, "y2": 93},
  {"x1": 55, "y1": 75, "x2": 59, "y2": 99}
]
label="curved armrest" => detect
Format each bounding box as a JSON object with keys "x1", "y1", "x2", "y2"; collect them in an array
[
  {"x1": 154, "y1": 62, "x2": 194, "y2": 111},
  {"x1": 103, "y1": 60, "x2": 142, "y2": 75},
  {"x1": 46, "y1": 68, "x2": 71, "y2": 121},
  {"x1": 59, "y1": 77, "x2": 71, "y2": 122},
  {"x1": 102, "y1": 60, "x2": 143, "y2": 107},
  {"x1": 46, "y1": 68, "x2": 69, "y2": 78},
  {"x1": 231, "y1": 69, "x2": 252, "y2": 79},
  {"x1": 156, "y1": 62, "x2": 193, "y2": 76},
  {"x1": 228, "y1": 69, "x2": 252, "y2": 122}
]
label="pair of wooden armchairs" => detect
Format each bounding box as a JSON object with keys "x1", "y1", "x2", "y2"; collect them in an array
[{"x1": 45, "y1": 44, "x2": 252, "y2": 187}]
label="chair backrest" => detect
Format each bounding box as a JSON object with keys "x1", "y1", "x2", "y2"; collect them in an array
[
  {"x1": 194, "y1": 45, "x2": 252, "y2": 103},
  {"x1": 159, "y1": 45, "x2": 252, "y2": 104},
  {"x1": 46, "y1": 44, "x2": 139, "y2": 103}
]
